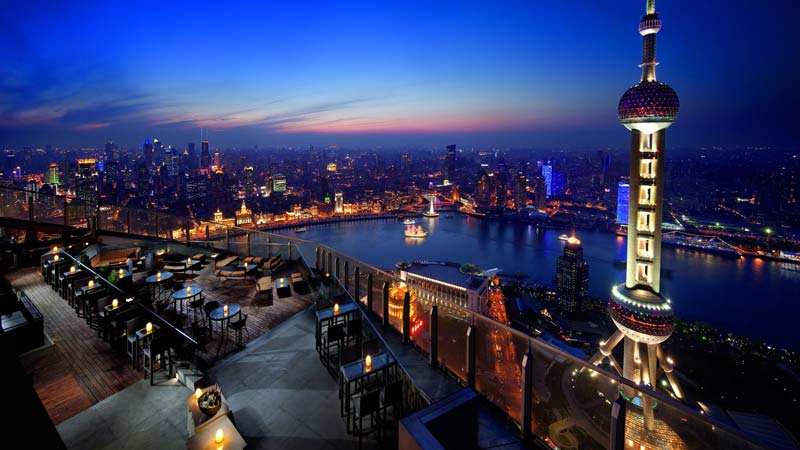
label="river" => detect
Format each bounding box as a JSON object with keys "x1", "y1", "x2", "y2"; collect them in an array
[{"x1": 277, "y1": 214, "x2": 800, "y2": 350}]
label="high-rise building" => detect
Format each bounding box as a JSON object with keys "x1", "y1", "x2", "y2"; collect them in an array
[
  {"x1": 47, "y1": 163, "x2": 59, "y2": 186},
  {"x1": 444, "y1": 144, "x2": 456, "y2": 185},
  {"x1": 163, "y1": 146, "x2": 177, "y2": 176},
  {"x1": 335, "y1": 192, "x2": 344, "y2": 214},
  {"x1": 591, "y1": 0, "x2": 683, "y2": 437},
  {"x1": 243, "y1": 166, "x2": 254, "y2": 196},
  {"x1": 187, "y1": 143, "x2": 197, "y2": 170},
  {"x1": 273, "y1": 173, "x2": 287, "y2": 193},
  {"x1": 542, "y1": 163, "x2": 553, "y2": 196},
  {"x1": 200, "y1": 139, "x2": 211, "y2": 170},
  {"x1": 143, "y1": 139, "x2": 154, "y2": 166},
  {"x1": 616, "y1": 181, "x2": 630, "y2": 224},
  {"x1": 534, "y1": 175, "x2": 546, "y2": 211},
  {"x1": 514, "y1": 172, "x2": 527, "y2": 211},
  {"x1": 555, "y1": 236, "x2": 589, "y2": 313}
]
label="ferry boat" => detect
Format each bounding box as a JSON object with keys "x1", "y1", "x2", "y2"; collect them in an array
[
  {"x1": 404, "y1": 225, "x2": 428, "y2": 238},
  {"x1": 662, "y1": 232, "x2": 741, "y2": 258},
  {"x1": 295, "y1": 227, "x2": 308, "y2": 233},
  {"x1": 403, "y1": 218, "x2": 416, "y2": 225}
]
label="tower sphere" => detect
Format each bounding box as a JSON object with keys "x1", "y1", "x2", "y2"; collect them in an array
[
  {"x1": 618, "y1": 81, "x2": 680, "y2": 133},
  {"x1": 609, "y1": 285, "x2": 674, "y2": 344}
]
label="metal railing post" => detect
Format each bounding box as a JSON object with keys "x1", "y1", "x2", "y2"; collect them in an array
[
  {"x1": 225, "y1": 228, "x2": 230, "y2": 252},
  {"x1": 168, "y1": 217, "x2": 174, "y2": 240},
  {"x1": 466, "y1": 324, "x2": 476, "y2": 388},
  {"x1": 610, "y1": 395, "x2": 627, "y2": 450},
  {"x1": 344, "y1": 261, "x2": 350, "y2": 291},
  {"x1": 429, "y1": 305, "x2": 438, "y2": 366},
  {"x1": 28, "y1": 196, "x2": 34, "y2": 222},
  {"x1": 154, "y1": 214, "x2": 159, "y2": 237},
  {"x1": 354, "y1": 267, "x2": 360, "y2": 301},
  {"x1": 521, "y1": 344, "x2": 533, "y2": 439},
  {"x1": 185, "y1": 222, "x2": 191, "y2": 243},
  {"x1": 366, "y1": 273, "x2": 373, "y2": 313},
  {"x1": 65, "y1": 200, "x2": 70, "y2": 227},
  {"x1": 246, "y1": 231, "x2": 251, "y2": 255},
  {"x1": 126, "y1": 208, "x2": 131, "y2": 233},
  {"x1": 402, "y1": 291, "x2": 410, "y2": 343},
  {"x1": 205, "y1": 225, "x2": 210, "y2": 243},
  {"x1": 382, "y1": 281, "x2": 389, "y2": 326},
  {"x1": 335, "y1": 256, "x2": 340, "y2": 279}
]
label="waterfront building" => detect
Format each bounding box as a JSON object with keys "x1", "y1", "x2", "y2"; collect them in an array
[
  {"x1": 617, "y1": 181, "x2": 630, "y2": 224},
  {"x1": 243, "y1": 165, "x2": 254, "y2": 196},
  {"x1": 534, "y1": 175, "x2": 547, "y2": 211},
  {"x1": 47, "y1": 163, "x2": 59, "y2": 187},
  {"x1": 514, "y1": 172, "x2": 527, "y2": 212},
  {"x1": 235, "y1": 200, "x2": 253, "y2": 225},
  {"x1": 542, "y1": 163, "x2": 552, "y2": 196},
  {"x1": 334, "y1": 192, "x2": 344, "y2": 214},
  {"x1": 555, "y1": 236, "x2": 589, "y2": 313},
  {"x1": 398, "y1": 261, "x2": 489, "y2": 312},
  {"x1": 591, "y1": 0, "x2": 685, "y2": 440}
]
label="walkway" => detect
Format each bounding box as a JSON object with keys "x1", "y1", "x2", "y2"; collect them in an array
[{"x1": 7, "y1": 267, "x2": 141, "y2": 425}]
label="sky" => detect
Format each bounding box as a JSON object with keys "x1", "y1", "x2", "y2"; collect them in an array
[{"x1": 1, "y1": 0, "x2": 798, "y2": 149}]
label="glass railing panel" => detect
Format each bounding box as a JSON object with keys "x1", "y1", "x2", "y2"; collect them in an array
[
  {"x1": 410, "y1": 295, "x2": 430, "y2": 355},
  {"x1": 32, "y1": 193, "x2": 64, "y2": 225},
  {"x1": 437, "y1": 308, "x2": 469, "y2": 383},
  {"x1": 525, "y1": 339, "x2": 612, "y2": 449},
  {"x1": 473, "y1": 315, "x2": 526, "y2": 424},
  {"x1": 128, "y1": 208, "x2": 154, "y2": 236},
  {"x1": 371, "y1": 271, "x2": 389, "y2": 319},
  {"x1": 97, "y1": 205, "x2": 126, "y2": 232},
  {"x1": 357, "y1": 264, "x2": 372, "y2": 306},
  {"x1": 227, "y1": 231, "x2": 248, "y2": 257},
  {"x1": 65, "y1": 199, "x2": 92, "y2": 228}
]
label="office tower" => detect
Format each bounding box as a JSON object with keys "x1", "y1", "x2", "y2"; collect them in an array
[
  {"x1": 542, "y1": 163, "x2": 552, "y2": 196},
  {"x1": 551, "y1": 170, "x2": 565, "y2": 196},
  {"x1": 213, "y1": 151, "x2": 221, "y2": 170},
  {"x1": 591, "y1": 0, "x2": 683, "y2": 435},
  {"x1": 143, "y1": 139, "x2": 154, "y2": 167},
  {"x1": 163, "y1": 146, "x2": 177, "y2": 176},
  {"x1": 244, "y1": 166, "x2": 254, "y2": 196},
  {"x1": 555, "y1": 236, "x2": 589, "y2": 313},
  {"x1": 335, "y1": 192, "x2": 344, "y2": 214},
  {"x1": 617, "y1": 181, "x2": 630, "y2": 224},
  {"x1": 47, "y1": 163, "x2": 60, "y2": 186},
  {"x1": 273, "y1": 173, "x2": 287, "y2": 193},
  {"x1": 514, "y1": 172, "x2": 527, "y2": 212},
  {"x1": 534, "y1": 175, "x2": 546, "y2": 211},
  {"x1": 445, "y1": 144, "x2": 456, "y2": 185},
  {"x1": 187, "y1": 143, "x2": 197, "y2": 170},
  {"x1": 200, "y1": 133, "x2": 211, "y2": 170}
]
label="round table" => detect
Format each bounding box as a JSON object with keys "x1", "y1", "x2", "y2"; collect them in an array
[
  {"x1": 173, "y1": 286, "x2": 203, "y2": 315},
  {"x1": 145, "y1": 271, "x2": 173, "y2": 301},
  {"x1": 208, "y1": 304, "x2": 242, "y2": 339}
]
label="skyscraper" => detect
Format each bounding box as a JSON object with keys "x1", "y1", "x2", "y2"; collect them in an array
[
  {"x1": 514, "y1": 172, "x2": 527, "y2": 212},
  {"x1": 244, "y1": 166, "x2": 254, "y2": 196},
  {"x1": 616, "y1": 181, "x2": 630, "y2": 224},
  {"x1": 335, "y1": 192, "x2": 344, "y2": 214},
  {"x1": 187, "y1": 143, "x2": 197, "y2": 171},
  {"x1": 444, "y1": 144, "x2": 456, "y2": 185},
  {"x1": 591, "y1": 0, "x2": 683, "y2": 436},
  {"x1": 143, "y1": 139, "x2": 154, "y2": 167},
  {"x1": 200, "y1": 133, "x2": 211, "y2": 170},
  {"x1": 273, "y1": 173, "x2": 287, "y2": 193},
  {"x1": 541, "y1": 163, "x2": 552, "y2": 196},
  {"x1": 47, "y1": 163, "x2": 59, "y2": 186},
  {"x1": 555, "y1": 236, "x2": 589, "y2": 313},
  {"x1": 534, "y1": 175, "x2": 546, "y2": 211}
]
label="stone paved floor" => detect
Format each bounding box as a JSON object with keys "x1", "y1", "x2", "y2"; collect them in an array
[{"x1": 56, "y1": 307, "x2": 388, "y2": 449}]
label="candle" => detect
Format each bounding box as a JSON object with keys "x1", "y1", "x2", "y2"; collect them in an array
[
  {"x1": 215, "y1": 429, "x2": 224, "y2": 444},
  {"x1": 223, "y1": 304, "x2": 228, "y2": 315},
  {"x1": 334, "y1": 303, "x2": 339, "y2": 315},
  {"x1": 195, "y1": 388, "x2": 202, "y2": 399},
  {"x1": 157, "y1": 271, "x2": 162, "y2": 281},
  {"x1": 53, "y1": 246, "x2": 58, "y2": 253},
  {"x1": 112, "y1": 299, "x2": 119, "y2": 309},
  {"x1": 70, "y1": 266, "x2": 76, "y2": 274},
  {"x1": 88, "y1": 280, "x2": 95, "y2": 289},
  {"x1": 54, "y1": 255, "x2": 59, "y2": 262},
  {"x1": 365, "y1": 354, "x2": 372, "y2": 371},
  {"x1": 145, "y1": 322, "x2": 153, "y2": 334},
  {"x1": 186, "y1": 286, "x2": 192, "y2": 295},
  {"x1": 119, "y1": 268, "x2": 124, "y2": 278},
  {"x1": 187, "y1": 258, "x2": 192, "y2": 264}
]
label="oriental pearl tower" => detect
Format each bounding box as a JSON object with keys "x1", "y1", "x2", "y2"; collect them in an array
[{"x1": 590, "y1": 0, "x2": 683, "y2": 432}]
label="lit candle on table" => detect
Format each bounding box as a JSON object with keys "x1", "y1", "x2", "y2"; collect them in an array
[
  {"x1": 53, "y1": 246, "x2": 58, "y2": 254},
  {"x1": 157, "y1": 271, "x2": 162, "y2": 281},
  {"x1": 186, "y1": 286, "x2": 192, "y2": 295},
  {"x1": 88, "y1": 280, "x2": 95, "y2": 289},
  {"x1": 334, "y1": 303, "x2": 339, "y2": 315},
  {"x1": 54, "y1": 255, "x2": 59, "y2": 262},
  {"x1": 146, "y1": 322, "x2": 153, "y2": 334},
  {"x1": 112, "y1": 299, "x2": 118, "y2": 309},
  {"x1": 195, "y1": 388, "x2": 202, "y2": 399},
  {"x1": 119, "y1": 268, "x2": 124, "y2": 278},
  {"x1": 223, "y1": 304, "x2": 228, "y2": 316},
  {"x1": 215, "y1": 428, "x2": 224, "y2": 444},
  {"x1": 70, "y1": 266, "x2": 76, "y2": 274},
  {"x1": 365, "y1": 354, "x2": 372, "y2": 372}
]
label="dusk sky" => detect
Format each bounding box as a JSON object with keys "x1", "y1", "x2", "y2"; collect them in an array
[{"x1": 1, "y1": 0, "x2": 797, "y2": 149}]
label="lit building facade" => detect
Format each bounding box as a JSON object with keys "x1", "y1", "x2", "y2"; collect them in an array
[
  {"x1": 398, "y1": 261, "x2": 489, "y2": 313},
  {"x1": 542, "y1": 163, "x2": 552, "y2": 196},
  {"x1": 591, "y1": 0, "x2": 684, "y2": 436},
  {"x1": 555, "y1": 236, "x2": 589, "y2": 313},
  {"x1": 334, "y1": 192, "x2": 343, "y2": 214},
  {"x1": 235, "y1": 200, "x2": 253, "y2": 225},
  {"x1": 273, "y1": 173, "x2": 287, "y2": 193},
  {"x1": 617, "y1": 181, "x2": 630, "y2": 224}
]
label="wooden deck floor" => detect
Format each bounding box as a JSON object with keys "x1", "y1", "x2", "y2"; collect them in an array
[{"x1": 7, "y1": 268, "x2": 141, "y2": 425}]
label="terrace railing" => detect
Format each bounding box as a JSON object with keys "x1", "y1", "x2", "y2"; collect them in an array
[{"x1": 0, "y1": 186, "x2": 774, "y2": 450}]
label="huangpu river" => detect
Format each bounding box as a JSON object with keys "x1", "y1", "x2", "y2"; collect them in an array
[{"x1": 278, "y1": 214, "x2": 800, "y2": 350}]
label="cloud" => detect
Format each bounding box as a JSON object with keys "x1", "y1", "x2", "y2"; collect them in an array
[{"x1": 74, "y1": 122, "x2": 111, "y2": 131}]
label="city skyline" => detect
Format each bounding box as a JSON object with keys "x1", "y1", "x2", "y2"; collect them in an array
[{"x1": 2, "y1": 0, "x2": 798, "y2": 149}]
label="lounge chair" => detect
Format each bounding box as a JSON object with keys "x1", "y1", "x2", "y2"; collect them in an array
[{"x1": 256, "y1": 276, "x2": 272, "y2": 295}]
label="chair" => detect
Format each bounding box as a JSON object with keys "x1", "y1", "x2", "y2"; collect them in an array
[
  {"x1": 143, "y1": 336, "x2": 172, "y2": 385},
  {"x1": 125, "y1": 316, "x2": 145, "y2": 368},
  {"x1": 228, "y1": 314, "x2": 250, "y2": 349},
  {"x1": 345, "y1": 317, "x2": 362, "y2": 347},
  {"x1": 203, "y1": 300, "x2": 221, "y2": 332},
  {"x1": 187, "y1": 295, "x2": 206, "y2": 324},
  {"x1": 381, "y1": 380, "x2": 404, "y2": 423},
  {"x1": 256, "y1": 276, "x2": 272, "y2": 295},
  {"x1": 321, "y1": 323, "x2": 345, "y2": 369},
  {"x1": 351, "y1": 389, "x2": 383, "y2": 450}
]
